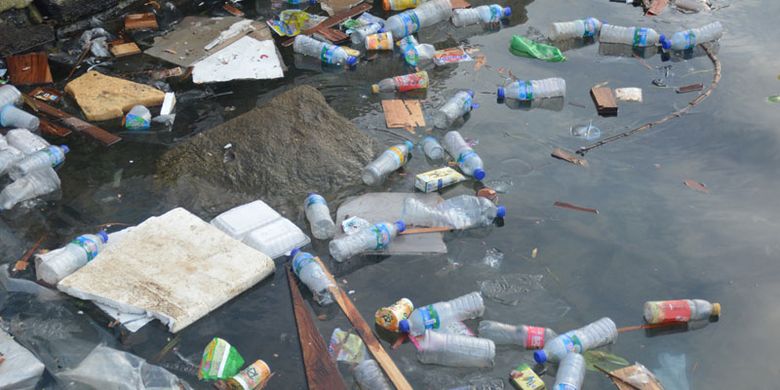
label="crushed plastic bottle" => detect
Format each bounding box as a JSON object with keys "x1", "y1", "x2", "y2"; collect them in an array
[
  {"x1": 382, "y1": 0, "x2": 422, "y2": 11},
  {"x1": 354, "y1": 359, "x2": 393, "y2": 390},
  {"x1": 124, "y1": 105, "x2": 152, "y2": 130},
  {"x1": 35, "y1": 231, "x2": 108, "y2": 285},
  {"x1": 397, "y1": 36, "x2": 436, "y2": 66},
  {"x1": 403, "y1": 195, "x2": 506, "y2": 230},
  {"x1": 0, "y1": 105, "x2": 39, "y2": 131},
  {"x1": 478, "y1": 320, "x2": 557, "y2": 349},
  {"x1": 304, "y1": 193, "x2": 337, "y2": 240},
  {"x1": 372, "y1": 71, "x2": 429, "y2": 93},
  {"x1": 293, "y1": 35, "x2": 358, "y2": 66},
  {"x1": 385, "y1": 0, "x2": 453, "y2": 39},
  {"x1": 0, "y1": 146, "x2": 23, "y2": 176},
  {"x1": 328, "y1": 221, "x2": 406, "y2": 262},
  {"x1": 534, "y1": 317, "x2": 618, "y2": 364},
  {"x1": 362, "y1": 141, "x2": 414, "y2": 186},
  {"x1": 451, "y1": 5, "x2": 511, "y2": 27},
  {"x1": 421, "y1": 136, "x2": 444, "y2": 160},
  {"x1": 290, "y1": 249, "x2": 335, "y2": 305},
  {"x1": 644, "y1": 299, "x2": 721, "y2": 324},
  {"x1": 659, "y1": 21, "x2": 723, "y2": 51},
  {"x1": 553, "y1": 353, "x2": 585, "y2": 389},
  {"x1": 365, "y1": 31, "x2": 394, "y2": 50},
  {"x1": 0, "y1": 85, "x2": 22, "y2": 108},
  {"x1": 549, "y1": 17, "x2": 603, "y2": 41},
  {"x1": 6, "y1": 129, "x2": 49, "y2": 155},
  {"x1": 599, "y1": 24, "x2": 662, "y2": 47},
  {"x1": 399, "y1": 291, "x2": 484, "y2": 336},
  {"x1": 417, "y1": 330, "x2": 495, "y2": 368},
  {"x1": 434, "y1": 91, "x2": 476, "y2": 129},
  {"x1": 497, "y1": 78, "x2": 566, "y2": 102},
  {"x1": 351, "y1": 22, "x2": 384, "y2": 45},
  {"x1": 0, "y1": 166, "x2": 60, "y2": 210},
  {"x1": 9, "y1": 145, "x2": 69, "y2": 180},
  {"x1": 442, "y1": 130, "x2": 485, "y2": 179}
]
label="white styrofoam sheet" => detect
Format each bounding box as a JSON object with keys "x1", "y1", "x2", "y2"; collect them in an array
[
  {"x1": 192, "y1": 37, "x2": 284, "y2": 84},
  {"x1": 58, "y1": 208, "x2": 275, "y2": 333}
]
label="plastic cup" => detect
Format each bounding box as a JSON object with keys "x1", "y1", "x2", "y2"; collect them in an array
[{"x1": 0, "y1": 105, "x2": 40, "y2": 131}]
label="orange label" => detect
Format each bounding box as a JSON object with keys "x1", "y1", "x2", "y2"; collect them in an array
[
  {"x1": 366, "y1": 32, "x2": 394, "y2": 50},
  {"x1": 375, "y1": 298, "x2": 414, "y2": 332},
  {"x1": 231, "y1": 360, "x2": 271, "y2": 390}
]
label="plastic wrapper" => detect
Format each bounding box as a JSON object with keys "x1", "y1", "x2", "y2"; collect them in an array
[
  {"x1": 0, "y1": 329, "x2": 45, "y2": 390},
  {"x1": 198, "y1": 337, "x2": 245, "y2": 380},
  {"x1": 328, "y1": 328, "x2": 367, "y2": 364}
]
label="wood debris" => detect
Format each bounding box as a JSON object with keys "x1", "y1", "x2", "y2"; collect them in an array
[
  {"x1": 382, "y1": 99, "x2": 425, "y2": 128},
  {"x1": 110, "y1": 42, "x2": 142, "y2": 57},
  {"x1": 551, "y1": 148, "x2": 588, "y2": 166},
  {"x1": 683, "y1": 179, "x2": 709, "y2": 193},
  {"x1": 591, "y1": 86, "x2": 618, "y2": 116},
  {"x1": 125, "y1": 13, "x2": 159, "y2": 31},
  {"x1": 554, "y1": 201, "x2": 599, "y2": 214},
  {"x1": 6, "y1": 52, "x2": 53, "y2": 85},
  {"x1": 676, "y1": 83, "x2": 703, "y2": 94}
]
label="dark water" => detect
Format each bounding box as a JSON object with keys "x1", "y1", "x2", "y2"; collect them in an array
[{"x1": 2, "y1": 0, "x2": 780, "y2": 388}]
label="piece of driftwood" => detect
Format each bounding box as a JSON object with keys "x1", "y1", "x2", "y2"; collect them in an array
[
  {"x1": 400, "y1": 226, "x2": 452, "y2": 235},
  {"x1": 38, "y1": 118, "x2": 73, "y2": 137},
  {"x1": 287, "y1": 266, "x2": 347, "y2": 390},
  {"x1": 382, "y1": 99, "x2": 425, "y2": 128},
  {"x1": 591, "y1": 87, "x2": 618, "y2": 116},
  {"x1": 223, "y1": 3, "x2": 245, "y2": 17},
  {"x1": 110, "y1": 42, "x2": 142, "y2": 57},
  {"x1": 676, "y1": 83, "x2": 703, "y2": 94},
  {"x1": 6, "y1": 52, "x2": 53, "y2": 85},
  {"x1": 551, "y1": 148, "x2": 588, "y2": 167},
  {"x1": 281, "y1": 2, "x2": 372, "y2": 47},
  {"x1": 23, "y1": 98, "x2": 121, "y2": 146},
  {"x1": 554, "y1": 201, "x2": 599, "y2": 214},
  {"x1": 125, "y1": 13, "x2": 158, "y2": 31}
]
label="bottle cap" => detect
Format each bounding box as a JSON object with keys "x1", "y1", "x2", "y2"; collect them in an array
[
  {"x1": 403, "y1": 140, "x2": 414, "y2": 150},
  {"x1": 497, "y1": 87, "x2": 505, "y2": 100},
  {"x1": 398, "y1": 319, "x2": 410, "y2": 333},
  {"x1": 659, "y1": 34, "x2": 671, "y2": 50},
  {"x1": 382, "y1": 0, "x2": 391, "y2": 11},
  {"x1": 378, "y1": 27, "x2": 386, "y2": 33},
  {"x1": 711, "y1": 303, "x2": 721, "y2": 317},
  {"x1": 466, "y1": 89, "x2": 475, "y2": 97},
  {"x1": 533, "y1": 350, "x2": 547, "y2": 364},
  {"x1": 503, "y1": 7, "x2": 512, "y2": 17},
  {"x1": 394, "y1": 220, "x2": 406, "y2": 233},
  {"x1": 496, "y1": 205, "x2": 506, "y2": 218},
  {"x1": 371, "y1": 84, "x2": 380, "y2": 94},
  {"x1": 346, "y1": 56, "x2": 358, "y2": 67},
  {"x1": 473, "y1": 168, "x2": 486, "y2": 181},
  {"x1": 97, "y1": 230, "x2": 109, "y2": 243},
  {"x1": 309, "y1": 0, "x2": 317, "y2": 4},
  {"x1": 60, "y1": 145, "x2": 70, "y2": 154},
  {"x1": 290, "y1": 248, "x2": 300, "y2": 258}
]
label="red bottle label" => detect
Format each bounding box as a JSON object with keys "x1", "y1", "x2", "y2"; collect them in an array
[
  {"x1": 525, "y1": 326, "x2": 546, "y2": 349},
  {"x1": 394, "y1": 71, "x2": 428, "y2": 92},
  {"x1": 656, "y1": 300, "x2": 692, "y2": 323}
]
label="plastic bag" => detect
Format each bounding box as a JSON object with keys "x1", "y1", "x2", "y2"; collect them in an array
[
  {"x1": 198, "y1": 337, "x2": 245, "y2": 380},
  {"x1": 0, "y1": 329, "x2": 45, "y2": 390},
  {"x1": 509, "y1": 35, "x2": 565, "y2": 62},
  {"x1": 267, "y1": 10, "x2": 326, "y2": 37}
]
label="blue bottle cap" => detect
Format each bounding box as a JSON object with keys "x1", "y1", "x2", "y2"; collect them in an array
[
  {"x1": 378, "y1": 27, "x2": 386, "y2": 33},
  {"x1": 346, "y1": 56, "x2": 358, "y2": 67},
  {"x1": 97, "y1": 231, "x2": 109, "y2": 243},
  {"x1": 473, "y1": 168, "x2": 486, "y2": 181},
  {"x1": 497, "y1": 87, "x2": 505, "y2": 100},
  {"x1": 60, "y1": 145, "x2": 70, "y2": 154},
  {"x1": 403, "y1": 140, "x2": 414, "y2": 150},
  {"x1": 503, "y1": 7, "x2": 512, "y2": 17},
  {"x1": 395, "y1": 220, "x2": 406, "y2": 233},
  {"x1": 466, "y1": 89, "x2": 475, "y2": 97},
  {"x1": 533, "y1": 350, "x2": 547, "y2": 364},
  {"x1": 496, "y1": 205, "x2": 506, "y2": 218},
  {"x1": 399, "y1": 319, "x2": 410, "y2": 333},
  {"x1": 290, "y1": 248, "x2": 300, "y2": 258},
  {"x1": 659, "y1": 34, "x2": 671, "y2": 50},
  {"x1": 308, "y1": 0, "x2": 317, "y2": 4}
]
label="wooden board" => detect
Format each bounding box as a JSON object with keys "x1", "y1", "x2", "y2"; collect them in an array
[
  {"x1": 382, "y1": 100, "x2": 425, "y2": 128},
  {"x1": 125, "y1": 13, "x2": 159, "y2": 31},
  {"x1": 110, "y1": 42, "x2": 142, "y2": 57},
  {"x1": 609, "y1": 365, "x2": 664, "y2": 390},
  {"x1": 38, "y1": 118, "x2": 73, "y2": 138},
  {"x1": 23, "y1": 97, "x2": 121, "y2": 146},
  {"x1": 287, "y1": 267, "x2": 347, "y2": 390},
  {"x1": 590, "y1": 87, "x2": 618, "y2": 116},
  {"x1": 676, "y1": 83, "x2": 703, "y2": 94},
  {"x1": 281, "y1": 2, "x2": 372, "y2": 47},
  {"x1": 6, "y1": 52, "x2": 52, "y2": 86}
]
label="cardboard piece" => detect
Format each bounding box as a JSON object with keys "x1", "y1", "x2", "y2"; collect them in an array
[
  {"x1": 609, "y1": 364, "x2": 665, "y2": 390},
  {"x1": 335, "y1": 193, "x2": 447, "y2": 255},
  {"x1": 110, "y1": 42, "x2": 142, "y2": 57},
  {"x1": 124, "y1": 12, "x2": 158, "y2": 30},
  {"x1": 591, "y1": 87, "x2": 618, "y2": 116},
  {"x1": 192, "y1": 36, "x2": 284, "y2": 83},
  {"x1": 58, "y1": 208, "x2": 275, "y2": 333},
  {"x1": 64, "y1": 71, "x2": 165, "y2": 121},
  {"x1": 320, "y1": 0, "x2": 364, "y2": 16},
  {"x1": 6, "y1": 52, "x2": 53, "y2": 85},
  {"x1": 382, "y1": 99, "x2": 425, "y2": 128}
]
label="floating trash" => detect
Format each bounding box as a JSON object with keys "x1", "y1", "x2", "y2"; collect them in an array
[
  {"x1": 482, "y1": 247, "x2": 504, "y2": 269},
  {"x1": 479, "y1": 273, "x2": 544, "y2": 306},
  {"x1": 571, "y1": 121, "x2": 602, "y2": 141}
]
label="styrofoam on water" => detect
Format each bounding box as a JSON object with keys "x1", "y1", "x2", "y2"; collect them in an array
[
  {"x1": 599, "y1": 24, "x2": 661, "y2": 47},
  {"x1": 6, "y1": 129, "x2": 49, "y2": 155},
  {"x1": 210, "y1": 200, "x2": 281, "y2": 240},
  {"x1": 385, "y1": 0, "x2": 452, "y2": 38},
  {"x1": 0, "y1": 167, "x2": 60, "y2": 210},
  {"x1": 354, "y1": 359, "x2": 393, "y2": 390},
  {"x1": 417, "y1": 330, "x2": 495, "y2": 368},
  {"x1": 404, "y1": 291, "x2": 485, "y2": 335},
  {"x1": 242, "y1": 218, "x2": 310, "y2": 259},
  {"x1": 553, "y1": 353, "x2": 586, "y2": 389}
]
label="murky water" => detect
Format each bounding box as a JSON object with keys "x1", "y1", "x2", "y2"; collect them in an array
[{"x1": 2, "y1": 0, "x2": 780, "y2": 388}]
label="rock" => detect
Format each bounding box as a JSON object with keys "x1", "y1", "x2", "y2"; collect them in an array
[
  {"x1": 0, "y1": 22, "x2": 54, "y2": 57},
  {"x1": 157, "y1": 85, "x2": 378, "y2": 206},
  {"x1": 64, "y1": 71, "x2": 165, "y2": 121},
  {"x1": 35, "y1": 0, "x2": 118, "y2": 23},
  {"x1": 0, "y1": 0, "x2": 31, "y2": 13}
]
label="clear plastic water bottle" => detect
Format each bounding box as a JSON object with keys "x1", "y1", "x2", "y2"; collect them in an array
[
  {"x1": 0, "y1": 167, "x2": 60, "y2": 210},
  {"x1": 351, "y1": 22, "x2": 384, "y2": 45},
  {"x1": 398, "y1": 37, "x2": 436, "y2": 67},
  {"x1": 442, "y1": 130, "x2": 485, "y2": 180},
  {"x1": 644, "y1": 299, "x2": 721, "y2": 324},
  {"x1": 421, "y1": 136, "x2": 444, "y2": 160},
  {"x1": 35, "y1": 231, "x2": 109, "y2": 285},
  {"x1": 0, "y1": 146, "x2": 23, "y2": 176},
  {"x1": 598, "y1": 24, "x2": 661, "y2": 47},
  {"x1": 497, "y1": 78, "x2": 566, "y2": 102},
  {"x1": 451, "y1": 5, "x2": 511, "y2": 27},
  {"x1": 549, "y1": 17, "x2": 603, "y2": 41},
  {"x1": 417, "y1": 330, "x2": 495, "y2": 368},
  {"x1": 534, "y1": 317, "x2": 618, "y2": 364},
  {"x1": 329, "y1": 221, "x2": 406, "y2": 262},
  {"x1": 9, "y1": 145, "x2": 69, "y2": 180},
  {"x1": 659, "y1": 21, "x2": 723, "y2": 51},
  {"x1": 399, "y1": 291, "x2": 484, "y2": 336},
  {"x1": 290, "y1": 249, "x2": 335, "y2": 305},
  {"x1": 478, "y1": 320, "x2": 558, "y2": 349},
  {"x1": 0, "y1": 105, "x2": 40, "y2": 131},
  {"x1": 434, "y1": 91, "x2": 476, "y2": 129},
  {"x1": 6, "y1": 129, "x2": 49, "y2": 155},
  {"x1": 293, "y1": 35, "x2": 358, "y2": 67},
  {"x1": 354, "y1": 359, "x2": 393, "y2": 390},
  {"x1": 402, "y1": 195, "x2": 506, "y2": 230},
  {"x1": 385, "y1": 0, "x2": 453, "y2": 39},
  {"x1": 304, "y1": 193, "x2": 337, "y2": 240},
  {"x1": 0, "y1": 85, "x2": 22, "y2": 108},
  {"x1": 371, "y1": 71, "x2": 429, "y2": 93},
  {"x1": 124, "y1": 105, "x2": 152, "y2": 130},
  {"x1": 553, "y1": 353, "x2": 585, "y2": 389},
  {"x1": 362, "y1": 141, "x2": 414, "y2": 186}
]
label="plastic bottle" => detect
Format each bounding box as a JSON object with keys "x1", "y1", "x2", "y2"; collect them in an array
[
  {"x1": 328, "y1": 221, "x2": 406, "y2": 262},
  {"x1": 421, "y1": 136, "x2": 444, "y2": 160},
  {"x1": 0, "y1": 146, "x2": 23, "y2": 176},
  {"x1": 399, "y1": 291, "x2": 484, "y2": 336},
  {"x1": 442, "y1": 130, "x2": 485, "y2": 180},
  {"x1": 497, "y1": 78, "x2": 566, "y2": 102},
  {"x1": 382, "y1": 0, "x2": 422, "y2": 11},
  {"x1": 375, "y1": 298, "x2": 414, "y2": 332},
  {"x1": 451, "y1": 5, "x2": 511, "y2": 27},
  {"x1": 124, "y1": 105, "x2": 151, "y2": 130},
  {"x1": 385, "y1": 0, "x2": 453, "y2": 39},
  {"x1": 225, "y1": 359, "x2": 271, "y2": 390},
  {"x1": 417, "y1": 330, "x2": 495, "y2": 368},
  {"x1": 0, "y1": 167, "x2": 60, "y2": 210},
  {"x1": 644, "y1": 299, "x2": 721, "y2": 324},
  {"x1": 553, "y1": 353, "x2": 586, "y2": 389},
  {"x1": 6, "y1": 129, "x2": 49, "y2": 155},
  {"x1": 351, "y1": 22, "x2": 384, "y2": 45},
  {"x1": 354, "y1": 359, "x2": 392, "y2": 390},
  {"x1": 290, "y1": 249, "x2": 335, "y2": 305},
  {"x1": 434, "y1": 91, "x2": 476, "y2": 129},
  {"x1": 478, "y1": 320, "x2": 558, "y2": 350},
  {"x1": 402, "y1": 195, "x2": 505, "y2": 230},
  {"x1": 362, "y1": 141, "x2": 414, "y2": 186},
  {"x1": 365, "y1": 32, "x2": 394, "y2": 50},
  {"x1": 0, "y1": 85, "x2": 22, "y2": 108},
  {"x1": 304, "y1": 193, "x2": 336, "y2": 240},
  {"x1": 372, "y1": 71, "x2": 429, "y2": 93},
  {"x1": 549, "y1": 17, "x2": 603, "y2": 41},
  {"x1": 35, "y1": 231, "x2": 108, "y2": 285},
  {"x1": 598, "y1": 24, "x2": 661, "y2": 47},
  {"x1": 9, "y1": 145, "x2": 69, "y2": 180},
  {"x1": 398, "y1": 37, "x2": 436, "y2": 66},
  {"x1": 534, "y1": 317, "x2": 618, "y2": 364},
  {"x1": 659, "y1": 21, "x2": 723, "y2": 51},
  {"x1": 293, "y1": 35, "x2": 358, "y2": 66},
  {"x1": 0, "y1": 105, "x2": 40, "y2": 131}
]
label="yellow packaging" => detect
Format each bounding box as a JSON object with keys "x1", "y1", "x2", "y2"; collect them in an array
[
  {"x1": 415, "y1": 167, "x2": 466, "y2": 193},
  {"x1": 365, "y1": 32, "x2": 394, "y2": 50},
  {"x1": 510, "y1": 363, "x2": 545, "y2": 390},
  {"x1": 382, "y1": 0, "x2": 422, "y2": 11},
  {"x1": 375, "y1": 298, "x2": 414, "y2": 332},
  {"x1": 340, "y1": 46, "x2": 361, "y2": 57}
]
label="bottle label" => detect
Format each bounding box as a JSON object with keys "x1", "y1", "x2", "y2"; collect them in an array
[
  {"x1": 375, "y1": 298, "x2": 414, "y2": 332},
  {"x1": 488, "y1": 5, "x2": 502, "y2": 22},
  {"x1": 387, "y1": 145, "x2": 407, "y2": 166},
  {"x1": 292, "y1": 252, "x2": 316, "y2": 275},
  {"x1": 560, "y1": 333, "x2": 583, "y2": 353},
  {"x1": 394, "y1": 71, "x2": 429, "y2": 92},
  {"x1": 306, "y1": 194, "x2": 326, "y2": 208},
  {"x1": 682, "y1": 31, "x2": 696, "y2": 50},
  {"x1": 71, "y1": 236, "x2": 100, "y2": 261},
  {"x1": 583, "y1": 18, "x2": 598, "y2": 37},
  {"x1": 433, "y1": 48, "x2": 473, "y2": 66},
  {"x1": 633, "y1": 28, "x2": 649, "y2": 47},
  {"x1": 399, "y1": 12, "x2": 421, "y2": 37},
  {"x1": 419, "y1": 305, "x2": 440, "y2": 330},
  {"x1": 556, "y1": 384, "x2": 577, "y2": 390},
  {"x1": 366, "y1": 32, "x2": 394, "y2": 50},
  {"x1": 462, "y1": 94, "x2": 474, "y2": 112},
  {"x1": 457, "y1": 149, "x2": 476, "y2": 164},
  {"x1": 648, "y1": 300, "x2": 692, "y2": 323},
  {"x1": 44, "y1": 147, "x2": 64, "y2": 167},
  {"x1": 371, "y1": 223, "x2": 392, "y2": 250},
  {"x1": 525, "y1": 326, "x2": 546, "y2": 349},
  {"x1": 516, "y1": 80, "x2": 534, "y2": 101},
  {"x1": 320, "y1": 44, "x2": 337, "y2": 64},
  {"x1": 231, "y1": 360, "x2": 271, "y2": 390}
]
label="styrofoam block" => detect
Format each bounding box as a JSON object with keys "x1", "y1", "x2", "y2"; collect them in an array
[
  {"x1": 243, "y1": 218, "x2": 310, "y2": 259},
  {"x1": 210, "y1": 200, "x2": 281, "y2": 240}
]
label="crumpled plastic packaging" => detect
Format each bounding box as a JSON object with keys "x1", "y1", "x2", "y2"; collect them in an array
[
  {"x1": 78, "y1": 28, "x2": 113, "y2": 58},
  {"x1": 0, "y1": 329, "x2": 45, "y2": 390},
  {"x1": 509, "y1": 35, "x2": 565, "y2": 62},
  {"x1": 267, "y1": 10, "x2": 327, "y2": 37},
  {"x1": 328, "y1": 327, "x2": 367, "y2": 364},
  {"x1": 626, "y1": 362, "x2": 659, "y2": 386}
]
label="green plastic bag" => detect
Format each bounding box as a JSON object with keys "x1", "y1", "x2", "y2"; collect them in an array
[
  {"x1": 509, "y1": 35, "x2": 566, "y2": 62},
  {"x1": 198, "y1": 337, "x2": 245, "y2": 381}
]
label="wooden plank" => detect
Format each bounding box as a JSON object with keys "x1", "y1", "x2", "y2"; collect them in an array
[
  {"x1": 551, "y1": 148, "x2": 588, "y2": 167},
  {"x1": 400, "y1": 226, "x2": 452, "y2": 235},
  {"x1": 281, "y1": 2, "x2": 372, "y2": 47},
  {"x1": 382, "y1": 100, "x2": 425, "y2": 128},
  {"x1": 38, "y1": 118, "x2": 73, "y2": 137},
  {"x1": 125, "y1": 13, "x2": 159, "y2": 31},
  {"x1": 646, "y1": 0, "x2": 669, "y2": 15},
  {"x1": 287, "y1": 266, "x2": 347, "y2": 390},
  {"x1": 223, "y1": 3, "x2": 245, "y2": 17},
  {"x1": 110, "y1": 42, "x2": 142, "y2": 57},
  {"x1": 590, "y1": 87, "x2": 618, "y2": 116},
  {"x1": 6, "y1": 52, "x2": 53, "y2": 86},
  {"x1": 317, "y1": 28, "x2": 349, "y2": 44},
  {"x1": 554, "y1": 201, "x2": 599, "y2": 215},
  {"x1": 23, "y1": 98, "x2": 121, "y2": 146},
  {"x1": 313, "y1": 257, "x2": 413, "y2": 390},
  {"x1": 676, "y1": 83, "x2": 703, "y2": 94}
]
